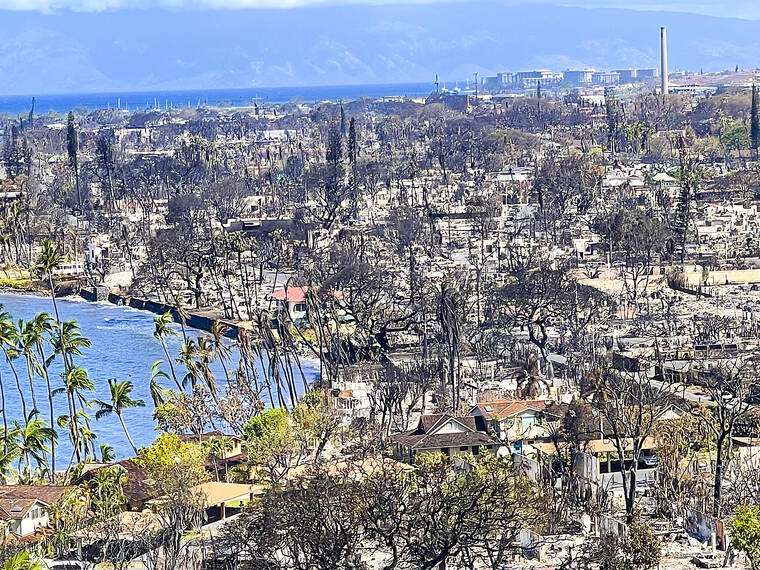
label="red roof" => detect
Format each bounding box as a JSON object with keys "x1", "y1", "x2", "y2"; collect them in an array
[
  {"x1": 270, "y1": 286, "x2": 309, "y2": 302},
  {"x1": 270, "y1": 286, "x2": 344, "y2": 302}
]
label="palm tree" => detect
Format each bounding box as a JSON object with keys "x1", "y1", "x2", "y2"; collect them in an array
[
  {"x1": 0, "y1": 429, "x2": 19, "y2": 483},
  {"x1": 210, "y1": 320, "x2": 232, "y2": 383},
  {"x1": 3, "y1": 551, "x2": 45, "y2": 570},
  {"x1": 0, "y1": 313, "x2": 24, "y2": 422},
  {"x1": 17, "y1": 319, "x2": 40, "y2": 413},
  {"x1": 29, "y1": 312, "x2": 56, "y2": 481},
  {"x1": 195, "y1": 336, "x2": 219, "y2": 402},
  {"x1": 86, "y1": 465, "x2": 126, "y2": 518},
  {"x1": 149, "y1": 360, "x2": 172, "y2": 407},
  {"x1": 99, "y1": 443, "x2": 116, "y2": 463},
  {"x1": 12, "y1": 410, "x2": 56, "y2": 475},
  {"x1": 35, "y1": 239, "x2": 63, "y2": 320},
  {"x1": 512, "y1": 353, "x2": 551, "y2": 399},
  {"x1": 95, "y1": 378, "x2": 145, "y2": 454},
  {"x1": 153, "y1": 312, "x2": 181, "y2": 390},
  {"x1": 204, "y1": 435, "x2": 233, "y2": 482},
  {"x1": 177, "y1": 339, "x2": 202, "y2": 391},
  {"x1": 52, "y1": 319, "x2": 95, "y2": 461},
  {"x1": 172, "y1": 293, "x2": 189, "y2": 342},
  {"x1": 76, "y1": 422, "x2": 98, "y2": 462},
  {"x1": 55, "y1": 366, "x2": 94, "y2": 463},
  {"x1": 52, "y1": 319, "x2": 92, "y2": 371},
  {"x1": 35, "y1": 240, "x2": 71, "y2": 386},
  {"x1": 0, "y1": 307, "x2": 20, "y2": 435}
]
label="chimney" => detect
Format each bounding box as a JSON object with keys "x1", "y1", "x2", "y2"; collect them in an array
[{"x1": 660, "y1": 26, "x2": 669, "y2": 95}]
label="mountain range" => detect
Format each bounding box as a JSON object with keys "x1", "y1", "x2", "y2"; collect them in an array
[{"x1": 1, "y1": 1, "x2": 760, "y2": 95}]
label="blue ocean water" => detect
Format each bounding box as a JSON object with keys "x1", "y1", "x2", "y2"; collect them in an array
[
  {"x1": 0, "y1": 82, "x2": 433, "y2": 116},
  {"x1": 0, "y1": 293, "x2": 318, "y2": 461}
]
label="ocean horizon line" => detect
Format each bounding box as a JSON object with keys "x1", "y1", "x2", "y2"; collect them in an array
[{"x1": 0, "y1": 81, "x2": 440, "y2": 116}]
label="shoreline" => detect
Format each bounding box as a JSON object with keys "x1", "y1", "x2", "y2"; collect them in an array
[
  {"x1": 82, "y1": 288, "x2": 242, "y2": 339},
  {"x1": 0, "y1": 286, "x2": 322, "y2": 367},
  {"x1": 0, "y1": 288, "x2": 322, "y2": 376}
]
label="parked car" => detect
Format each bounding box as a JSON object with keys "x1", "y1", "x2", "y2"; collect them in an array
[{"x1": 639, "y1": 454, "x2": 660, "y2": 468}]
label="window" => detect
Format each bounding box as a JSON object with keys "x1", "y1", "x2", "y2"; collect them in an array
[
  {"x1": 441, "y1": 447, "x2": 450, "y2": 456},
  {"x1": 460, "y1": 447, "x2": 468, "y2": 452},
  {"x1": 294, "y1": 303, "x2": 307, "y2": 313}
]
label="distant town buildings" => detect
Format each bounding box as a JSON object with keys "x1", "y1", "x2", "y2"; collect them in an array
[
  {"x1": 563, "y1": 69, "x2": 594, "y2": 86},
  {"x1": 592, "y1": 71, "x2": 620, "y2": 86},
  {"x1": 613, "y1": 69, "x2": 637, "y2": 83},
  {"x1": 515, "y1": 70, "x2": 562, "y2": 89},
  {"x1": 476, "y1": 66, "x2": 661, "y2": 93}
]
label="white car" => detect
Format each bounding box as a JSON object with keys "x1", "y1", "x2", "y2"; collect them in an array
[{"x1": 639, "y1": 454, "x2": 660, "y2": 468}]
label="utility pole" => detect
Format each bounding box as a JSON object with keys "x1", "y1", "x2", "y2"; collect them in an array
[{"x1": 435, "y1": 73, "x2": 440, "y2": 93}]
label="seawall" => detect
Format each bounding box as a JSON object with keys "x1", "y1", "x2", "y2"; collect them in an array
[{"x1": 79, "y1": 287, "x2": 239, "y2": 339}]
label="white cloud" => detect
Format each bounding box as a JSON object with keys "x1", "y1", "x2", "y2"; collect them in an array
[{"x1": 0, "y1": 0, "x2": 758, "y2": 20}]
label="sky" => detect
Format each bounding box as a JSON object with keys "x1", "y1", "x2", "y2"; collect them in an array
[
  {"x1": 0, "y1": 0, "x2": 759, "y2": 95},
  {"x1": 1, "y1": 0, "x2": 759, "y2": 19}
]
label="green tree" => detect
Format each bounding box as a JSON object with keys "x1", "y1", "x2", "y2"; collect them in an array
[
  {"x1": 45, "y1": 486, "x2": 90, "y2": 559},
  {"x1": 52, "y1": 319, "x2": 92, "y2": 371},
  {"x1": 203, "y1": 435, "x2": 234, "y2": 482},
  {"x1": 135, "y1": 433, "x2": 207, "y2": 570},
  {"x1": 137, "y1": 433, "x2": 208, "y2": 496},
  {"x1": 148, "y1": 360, "x2": 172, "y2": 407},
  {"x1": 3, "y1": 551, "x2": 44, "y2": 570},
  {"x1": 99, "y1": 443, "x2": 116, "y2": 463},
  {"x1": 35, "y1": 240, "x2": 63, "y2": 324},
  {"x1": 12, "y1": 410, "x2": 55, "y2": 475},
  {"x1": 291, "y1": 389, "x2": 340, "y2": 460},
  {"x1": 730, "y1": 505, "x2": 760, "y2": 569},
  {"x1": 95, "y1": 378, "x2": 146, "y2": 454},
  {"x1": 26, "y1": 313, "x2": 56, "y2": 480},
  {"x1": 17, "y1": 318, "x2": 40, "y2": 414},
  {"x1": 85, "y1": 465, "x2": 126, "y2": 518},
  {"x1": 244, "y1": 407, "x2": 306, "y2": 483},
  {"x1": 176, "y1": 339, "x2": 202, "y2": 391},
  {"x1": 56, "y1": 366, "x2": 95, "y2": 463},
  {"x1": 0, "y1": 435, "x2": 19, "y2": 484}
]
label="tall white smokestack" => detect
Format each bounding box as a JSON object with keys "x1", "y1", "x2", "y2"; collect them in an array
[{"x1": 661, "y1": 26, "x2": 669, "y2": 95}]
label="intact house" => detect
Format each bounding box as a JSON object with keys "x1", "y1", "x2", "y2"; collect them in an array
[
  {"x1": 0, "y1": 485, "x2": 69, "y2": 539},
  {"x1": 188, "y1": 482, "x2": 263, "y2": 524},
  {"x1": 270, "y1": 286, "x2": 310, "y2": 322},
  {"x1": 178, "y1": 430, "x2": 248, "y2": 475},
  {"x1": 178, "y1": 430, "x2": 246, "y2": 460},
  {"x1": 268, "y1": 286, "x2": 348, "y2": 324},
  {"x1": 470, "y1": 400, "x2": 564, "y2": 447},
  {"x1": 390, "y1": 414, "x2": 500, "y2": 462}
]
